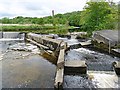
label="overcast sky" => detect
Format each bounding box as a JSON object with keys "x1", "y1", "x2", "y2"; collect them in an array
[{"x1": 0, "y1": 0, "x2": 119, "y2": 19}]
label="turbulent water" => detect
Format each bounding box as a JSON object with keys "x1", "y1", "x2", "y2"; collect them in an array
[
  {"x1": 63, "y1": 71, "x2": 120, "y2": 88},
  {"x1": 0, "y1": 34, "x2": 120, "y2": 89},
  {"x1": 64, "y1": 47, "x2": 120, "y2": 88},
  {"x1": 65, "y1": 48, "x2": 120, "y2": 71},
  {"x1": 57, "y1": 37, "x2": 120, "y2": 88}
]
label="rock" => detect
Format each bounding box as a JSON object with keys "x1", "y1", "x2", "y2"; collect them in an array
[{"x1": 113, "y1": 61, "x2": 120, "y2": 75}]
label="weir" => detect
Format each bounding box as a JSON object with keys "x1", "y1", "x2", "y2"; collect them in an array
[
  {"x1": 1, "y1": 32, "x2": 120, "y2": 89},
  {"x1": 26, "y1": 33, "x2": 63, "y2": 57},
  {"x1": 0, "y1": 32, "x2": 25, "y2": 41},
  {"x1": 26, "y1": 33, "x2": 89, "y2": 89}
]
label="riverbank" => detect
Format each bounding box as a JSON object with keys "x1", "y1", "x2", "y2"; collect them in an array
[{"x1": 1, "y1": 24, "x2": 75, "y2": 35}]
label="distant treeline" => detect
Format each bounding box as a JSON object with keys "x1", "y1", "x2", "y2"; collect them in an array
[
  {"x1": 0, "y1": 0, "x2": 119, "y2": 32},
  {"x1": 0, "y1": 11, "x2": 81, "y2": 27}
]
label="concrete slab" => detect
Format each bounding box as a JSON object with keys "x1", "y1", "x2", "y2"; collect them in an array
[
  {"x1": 65, "y1": 60, "x2": 86, "y2": 67},
  {"x1": 57, "y1": 49, "x2": 65, "y2": 69},
  {"x1": 79, "y1": 40, "x2": 92, "y2": 46},
  {"x1": 65, "y1": 60, "x2": 87, "y2": 74},
  {"x1": 54, "y1": 68, "x2": 64, "y2": 89},
  {"x1": 92, "y1": 30, "x2": 120, "y2": 46}
]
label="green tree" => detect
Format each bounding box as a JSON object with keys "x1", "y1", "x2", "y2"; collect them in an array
[
  {"x1": 80, "y1": 0, "x2": 117, "y2": 32},
  {"x1": 2, "y1": 17, "x2": 11, "y2": 24},
  {"x1": 36, "y1": 18, "x2": 44, "y2": 25}
]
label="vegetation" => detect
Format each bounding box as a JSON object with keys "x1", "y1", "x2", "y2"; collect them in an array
[
  {"x1": 1, "y1": 25, "x2": 73, "y2": 34},
  {"x1": 0, "y1": 0, "x2": 119, "y2": 36}
]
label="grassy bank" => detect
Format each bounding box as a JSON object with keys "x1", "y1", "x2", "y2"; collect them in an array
[{"x1": 1, "y1": 25, "x2": 75, "y2": 35}]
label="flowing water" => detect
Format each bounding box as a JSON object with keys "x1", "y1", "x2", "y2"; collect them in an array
[
  {"x1": 0, "y1": 33, "x2": 120, "y2": 89},
  {"x1": 64, "y1": 47, "x2": 120, "y2": 88},
  {"x1": 65, "y1": 48, "x2": 120, "y2": 71},
  {"x1": 57, "y1": 37, "x2": 120, "y2": 88},
  {"x1": 58, "y1": 37, "x2": 120, "y2": 89},
  {"x1": 0, "y1": 33, "x2": 56, "y2": 88}
]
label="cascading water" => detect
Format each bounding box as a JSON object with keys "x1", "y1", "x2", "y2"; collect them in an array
[
  {"x1": 0, "y1": 32, "x2": 25, "y2": 42},
  {"x1": 64, "y1": 47, "x2": 120, "y2": 88},
  {"x1": 57, "y1": 36, "x2": 120, "y2": 88},
  {"x1": 65, "y1": 48, "x2": 120, "y2": 71},
  {"x1": 0, "y1": 33, "x2": 120, "y2": 88}
]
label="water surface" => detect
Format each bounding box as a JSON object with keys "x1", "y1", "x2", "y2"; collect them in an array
[{"x1": 0, "y1": 41, "x2": 56, "y2": 88}]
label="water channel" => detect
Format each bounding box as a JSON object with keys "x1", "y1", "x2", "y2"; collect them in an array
[
  {"x1": 58, "y1": 35, "x2": 120, "y2": 88},
  {"x1": 0, "y1": 32, "x2": 120, "y2": 89}
]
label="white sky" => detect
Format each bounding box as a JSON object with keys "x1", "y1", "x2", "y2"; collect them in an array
[{"x1": 0, "y1": 0, "x2": 120, "y2": 18}]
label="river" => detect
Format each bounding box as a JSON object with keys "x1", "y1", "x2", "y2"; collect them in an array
[
  {"x1": 0, "y1": 40, "x2": 56, "y2": 88},
  {"x1": 0, "y1": 33, "x2": 120, "y2": 89}
]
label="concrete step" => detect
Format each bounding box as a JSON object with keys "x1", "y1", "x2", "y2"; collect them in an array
[
  {"x1": 65, "y1": 60, "x2": 87, "y2": 75},
  {"x1": 79, "y1": 40, "x2": 92, "y2": 46}
]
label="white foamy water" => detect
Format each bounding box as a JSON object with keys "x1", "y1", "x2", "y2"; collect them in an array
[
  {"x1": 0, "y1": 54, "x2": 3, "y2": 61},
  {"x1": 88, "y1": 71, "x2": 120, "y2": 88},
  {"x1": 0, "y1": 38, "x2": 24, "y2": 41},
  {"x1": 74, "y1": 48, "x2": 95, "y2": 54},
  {"x1": 64, "y1": 71, "x2": 120, "y2": 88},
  {"x1": 9, "y1": 43, "x2": 40, "y2": 54},
  {"x1": 65, "y1": 47, "x2": 120, "y2": 71}
]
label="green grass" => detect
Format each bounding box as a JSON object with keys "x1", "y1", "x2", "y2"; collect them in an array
[{"x1": 1, "y1": 25, "x2": 74, "y2": 35}]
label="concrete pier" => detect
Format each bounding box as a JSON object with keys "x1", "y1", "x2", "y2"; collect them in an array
[
  {"x1": 57, "y1": 49, "x2": 65, "y2": 69},
  {"x1": 54, "y1": 68, "x2": 64, "y2": 89},
  {"x1": 65, "y1": 60, "x2": 87, "y2": 75},
  {"x1": 54, "y1": 45, "x2": 66, "y2": 89}
]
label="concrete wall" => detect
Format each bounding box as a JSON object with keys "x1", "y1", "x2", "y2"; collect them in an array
[
  {"x1": 0, "y1": 32, "x2": 25, "y2": 39},
  {"x1": 27, "y1": 33, "x2": 63, "y2": 51},
  {"x1": 92, "y1": 30, "x2": 120, "y2": 46},
  {"x1": 0, "y1": 32, "x2": 2, "y2": 39},
  {"x1": 54, "y1": 43, "x2": 66, "y2": 89}
]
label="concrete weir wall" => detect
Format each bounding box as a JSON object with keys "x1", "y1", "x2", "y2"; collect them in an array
[
  {"x1": 0, "y1": 32, "x2": 25, "y2": 39},
  {"x1": 26, "y1": 33, "x2": 66, "y2": 89},
  {"x1": 0, "y1": 32, "x2": 2, "y2": 38},
  {"x1": 54, "y1": 42, "x2": 66, "y2": 89},
  {"x1": 26, "y1": 33, "x2": 87, "y2": 89},
  {"x1": 27, "y1": 33, "x2": 63, "y2": 52}
]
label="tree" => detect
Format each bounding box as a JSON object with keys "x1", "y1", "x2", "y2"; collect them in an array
[
  {"x1": 36, "y1": 18, "x2": 44, "y2": 25},
  {"x1": 80, "y1": 0, "x2": 117, "y2": 31},
  {"x1": 2, "y1": 17, "x2": 11, "y2": 24}
]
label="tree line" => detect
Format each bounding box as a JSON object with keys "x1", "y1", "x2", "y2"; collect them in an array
[{"x1": 0, "y1": 0, "x2": 119, "y2": 32}]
